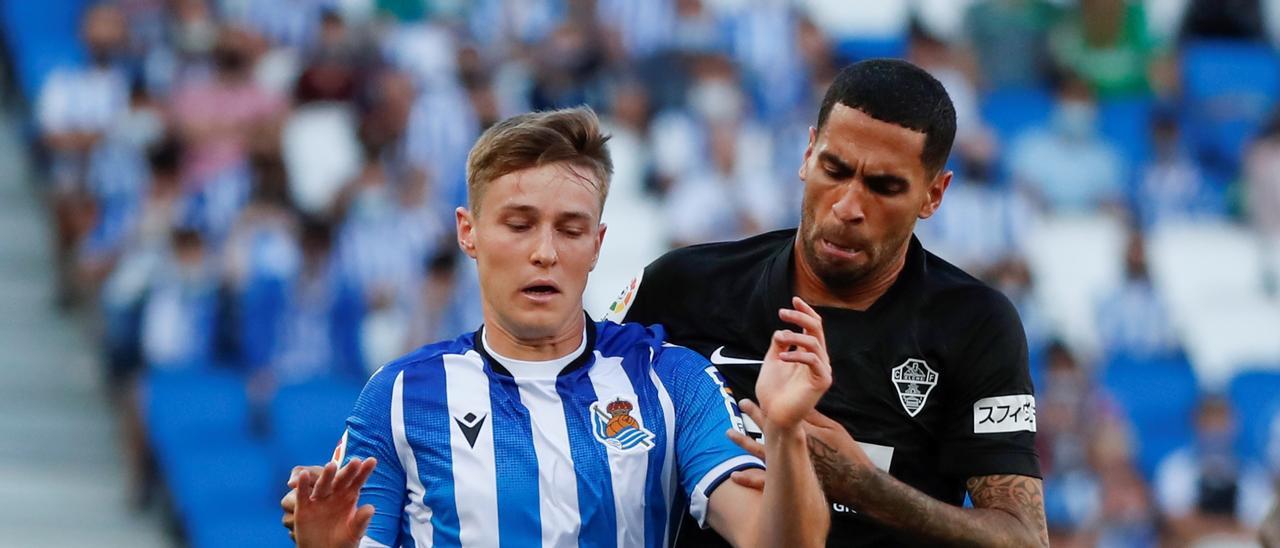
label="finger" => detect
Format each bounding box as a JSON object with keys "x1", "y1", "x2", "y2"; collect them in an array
[
  {"x1": 779, "y1": 307, "x2": 823, "y2": 341},
  {"x1": 347, "y1": 457, "x2": 378, "y2": 493},
  {"x1": 348, "y1": 504, "x2": 377, "y2": 542},
  {"x1": 726, "y1": 428, "x2": 766, "y2": 460},
  {"x1": 730, "y1": 468, "x2": 766, "y2": 490},
  {"x1": 738, "y1": 398, "x2": 766, "y2": 426},
  {"x1": 333, "y1": 457, "x2": 363, "y2": 493},
  {"x1": 281, "y1": 488, "x2": 297, "y2": 513},
  {"x1": 791, "y1": 297, "x2": 826, "y2": 338},
  {"x1": 296, "y1": 469, "x2": 315, "y2": 510},
  {"x1": 311, "y1": 460, "x2": 339, "y2": 501},
  {"x1": 774, "y1": 330, "x2": 822, "y2": 355},
  {"x1": 288, "y1": 466, "x2": 304, "y2": 488}
]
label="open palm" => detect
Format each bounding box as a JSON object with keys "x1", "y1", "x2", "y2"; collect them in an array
[
  {"x1": 756, "y1": 297, "x2": 833, "y2": 429},
  {"x1": 294, "y1": 457, "x2": 379, "y2": 548}
]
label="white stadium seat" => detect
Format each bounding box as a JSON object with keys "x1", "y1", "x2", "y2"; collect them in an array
[
  {"x1": 282, "y1": 103, "x2": 363, "y2": 216},
  {"x1": 1024, "y1": 214, "x2": 1128, "y2": 359}
]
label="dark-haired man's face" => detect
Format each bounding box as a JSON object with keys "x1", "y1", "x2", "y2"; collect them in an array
[{"x1": 797, "y1": 104, "x2": 950, "y2": 291}]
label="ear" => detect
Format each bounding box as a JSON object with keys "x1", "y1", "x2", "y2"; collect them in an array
[
  {"x1": 590, "y1": 222, "x2": 607, "y2": 271},
  {"x1": 456, "y1": 206, "x2": 477, "y2": 258},
  {"x1": 918, "y1": 170, "x2": 952, "y2": 220},
  {"x1": 798, "y1": 126, "x2": 817, "y2": 182}
]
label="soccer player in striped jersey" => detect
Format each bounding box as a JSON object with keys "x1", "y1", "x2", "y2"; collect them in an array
[{"x1": 290, "y1": 107, "x2": 832, "y2": 548}]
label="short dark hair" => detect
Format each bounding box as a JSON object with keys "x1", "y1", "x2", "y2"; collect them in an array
[{"x1": 816, "y1": 59, "x2": 957, "y2": 175}]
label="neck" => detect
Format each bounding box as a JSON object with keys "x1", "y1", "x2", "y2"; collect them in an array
[
  {"x1": 792, "y1": 235, "x2": 908, "y2": 311},
  {"x1": 482, "y1": 312, "x2": 586, "y2": 361}
]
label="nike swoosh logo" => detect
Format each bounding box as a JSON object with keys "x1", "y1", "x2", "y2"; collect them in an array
[
  {"x1": 454, "y1": 413, "x2": 487, "y2": 448},
  {"x1": 709, "y1": 346, "x2": 763, "y2": 366}
]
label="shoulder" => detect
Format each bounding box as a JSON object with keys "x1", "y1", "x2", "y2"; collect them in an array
[
  {"x1": 920, "y1": 250, "x2": 1022, "y2": 331},
  {"x1": 643, "y1": 229, "x2": 794, "y2": 285},
  {"x1": 594, "y1": 321, "x2": 711, "y2": 379}
]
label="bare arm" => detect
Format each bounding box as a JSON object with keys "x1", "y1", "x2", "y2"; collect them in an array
[
  {"x1": 806, "y1": 427, "x2": 1048, "y2": 548},
  {"x1": 707, "y1": 297, "x2": 832, "y2": 548}
]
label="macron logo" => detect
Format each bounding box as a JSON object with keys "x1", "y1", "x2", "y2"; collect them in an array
[
  {"x1": 454, "y1": 412, "x2": 487, "y2": 448},
  {"x1": 709, "y1": 346, "x2": 763, "y2": 366}
]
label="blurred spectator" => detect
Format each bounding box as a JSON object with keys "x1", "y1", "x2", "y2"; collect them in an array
[
  {"x1": 988, "y1": 259, "x2": 1054, "y2": 359},
  {"x1": 1096, "y1": 231, "x2": 1183, "y2": 362},
  {"x1": 1049, "y1": 0, "x2": 1155, "y2": 98},
  {"x1": 140, "y1": 227, "x2": 220, "y2": 370},
  {"x1": 1135, "y1": 109, "x2": 1225, "y2": 228},
  {"x1": 1179, "y1": 0, "x2": 1267, "y2": 41},
  {"x1": 38, "y1": 3, "x2": 132, "y2": 306},
  {"x1": 663, "y1": 119, "x2": 783, "y2": 247},
  {"x1": 962, "y1": 0, "x2": 1059, "y2": 90},
  {"x1": 169, "y1": 27, "x2": 287, "y2": 222},
  {"x1": 801, "y1": 0, "x2": 910, "y2": 61},
  {"x1": 596, "y1": 0, "x2": 676, "y2": 59},
  {"x1": 1155, "y1": 396, "x2": 1276, "y2": 545},
  {"x1": 914, "y1": 148, "x2": 1037, "y2": 275},
  {"x1": 1245, "y1": 111, "x2": 1280, "y2": 239},
  {"x1": 1009, "y1": 72, "x2": 1127, "y2": 214}
]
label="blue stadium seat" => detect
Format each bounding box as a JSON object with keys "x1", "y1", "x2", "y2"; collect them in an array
[
  {"x1": 1226, "y1": 368, "x2": 1280, "y2": 463},
  {"x1": 1098, "y1": 96, "x2": 1154, "y2": 174},
  {"x1": 980, "y1": 86, "x2": 1054, "y2": 147},
  {"x1": 188, "y1": 504, "x2": 295, "y2": 548},
  {"x1": 167, "y1": 439, "x2": 285, "y2": 543},
  {"x1": 269, "y1": 377, "x2": 363, "y2": 473},
  {"x1": 1180, "y1": 40, "x2": 1280, "y2": 174},
  {"x1": 834, "y1": 37, "x2": 908, "y2": 63},
  {"x1": 1101, "y1": 355, "x2": 1199, "y2": 478},
  {"x1": 0, "y1": 0, "x2": 89, "y2": 101},
  {"x1": 144, "y1": 368, "x2": 252, "y2": 477}
]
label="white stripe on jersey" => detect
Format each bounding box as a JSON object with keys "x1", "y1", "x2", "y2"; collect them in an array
[
  {"x1": 513, "y1": 377, "x2": 581, "y2": 548},
  {"x1": 587, "y1": 352, "x2": 650, "y2": 548},
  {"x1": 647, "y1": 363, "x2": 679, "y2": 547},
  {"x1": 391, "y1": 370, "x2": 434, "y2": 547},
  {"x1": 444, "y1": 352, "x2": 500, "y2": 546},
  {"x1": 690, "y1": 455, "x2": 761, "y2": 527},
  {"x1": 357, "y1": 538, "x2": 391, "y2": 548}
]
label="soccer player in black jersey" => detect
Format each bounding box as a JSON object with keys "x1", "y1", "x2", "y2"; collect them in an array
[{"x1": 604, "y1": 60, "x2": 1048, "y2": 547}]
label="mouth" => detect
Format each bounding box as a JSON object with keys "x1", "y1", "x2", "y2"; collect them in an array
[
  {"x1": 819, "y1": 238, "x2": 863, "y2": 261},
  {"x1": 520, "y1": 281, "x2": 562, "y2": 302}
]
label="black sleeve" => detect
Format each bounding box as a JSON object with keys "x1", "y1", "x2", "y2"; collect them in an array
[
  {"x1": 937, "y1": 290, "x2": 1042, "y2": 480},
  {"x1": 601, "y1": 255, "x2": 675, "y2": 326}
]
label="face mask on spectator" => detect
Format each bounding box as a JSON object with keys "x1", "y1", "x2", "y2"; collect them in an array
[
  {"x1": 688, "y1": 79, "x2": 742, "y2": 124},
  {"x1": 1053, "y1": 100, "x2": 1097, "y2": 140}
]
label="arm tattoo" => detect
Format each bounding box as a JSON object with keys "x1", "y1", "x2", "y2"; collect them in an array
[
  {"x1": 967, "y1": 475, "x2": 1050, "y2": 548},
  {"x1": 805, "y1": 435, "x2": 1048, "y2": 547}
]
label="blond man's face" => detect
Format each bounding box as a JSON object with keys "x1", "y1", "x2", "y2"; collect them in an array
[{"x1": 456, "y1": 163, "x2": 606, "y2": 341}]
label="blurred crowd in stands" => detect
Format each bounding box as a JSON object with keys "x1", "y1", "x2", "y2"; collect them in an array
[{"x1": 6, "y1": 0, "x2": 1280, "y2": 546}]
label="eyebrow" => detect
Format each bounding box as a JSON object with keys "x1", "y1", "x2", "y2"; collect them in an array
[
  {"x1": 498, "y1": 204, "x2": 594, "y2": 222},
  {"x1": 862, "y1": 172, "x2": 910, "y2": 188},
  {"x1": 818, "y1": 151, "x2": 853, "y2": 174}
]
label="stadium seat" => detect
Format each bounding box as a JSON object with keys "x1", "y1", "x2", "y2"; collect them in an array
[
  {"x1": 833, "y1": 37, "x2": 908, "y2": 64},
  {"x1": 1098, "y1": 96, "x2": 1154, "y2": 174},
  {"x1": 1226, "y1": 368, "x2": 1280, "y2": 463},
  {"x1": 1024, "y1": 214, "x2": 1127, "y2": 357},
  {"x1": 187, "y1": 504, "x2": 295, "y2": 548},
  {"x1": 1180, "y1": 40, "x2": 1280, "y2": 174},
  {"x1": 168, "y1": 437, "x2": 278, "y2": 522},
  {"x1": 268, "y1": 377, "x2": 363, "y2": 473},
  {"x1": 1101, "y1": 355, "x2": 1199, "y2": 478},
  {"x1": 0, "y1": 0, "x2": 89, "y2": 101},
  {"x1": 143, "y1": 368, "x2": 252, "y2": 478},
  {"x1": 980, "y1": 86, "x2": 1054, "y2": 148},
  {"x1": 1146, "y1": 221, "x2": 1269, "y2": 327},
  {"x1": 1178, "y1": 297, "x2": 1280, "y2": 391}
]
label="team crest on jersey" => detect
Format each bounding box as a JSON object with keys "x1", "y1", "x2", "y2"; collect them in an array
[
  {"x1": 890, "y1": 359, "x2": 938, "y2": 417},
  {"x1": 590, "y1": 396, "x2": 654, "y2": 452}
]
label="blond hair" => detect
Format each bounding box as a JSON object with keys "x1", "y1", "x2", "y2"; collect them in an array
[{"x1": 465, "y1": 107, "x2": 613, "y2": 215}]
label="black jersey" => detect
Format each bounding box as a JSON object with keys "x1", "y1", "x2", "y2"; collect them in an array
[{"x1": 604, "y1": 229, "x2": 1040, "y2": 547}]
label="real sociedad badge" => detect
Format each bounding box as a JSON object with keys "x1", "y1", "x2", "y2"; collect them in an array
[
  {"x1": 591, "y1": 396, "x2": 654, "y2": 452},
  {"x1": 890, "y1": 358, "x2": 938, "y2": 417}
]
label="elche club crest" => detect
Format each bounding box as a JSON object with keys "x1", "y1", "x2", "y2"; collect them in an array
[
  {"x1": 890, "y1": 359, "x2": 938, "y2": 417},
  {"x1": 591, "y1": 396, "x2": 655, "y2": 452}
]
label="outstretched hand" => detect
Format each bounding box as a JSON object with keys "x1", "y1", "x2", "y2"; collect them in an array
[
  {"x1": 294, "y1": 457, "x2": 379, "y2": 548},
  {"x1": 755, "y1": 297, "x2": 833, "y2": 430}
]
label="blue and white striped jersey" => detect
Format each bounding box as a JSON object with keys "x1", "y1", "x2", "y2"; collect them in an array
[{"x1": 340, "y1": 318, "x2": 762, "y2": 548}]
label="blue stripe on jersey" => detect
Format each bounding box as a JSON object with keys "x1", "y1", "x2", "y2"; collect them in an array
[
  {"x1": 405, "y1": 357, "x2": 461, "y2": 546},
  {"x1": 620, "y1": 351, "x2": 671, "y2": 546},
  {"x1": 555, "y1": 370, "x2": 619, "y2": 548},
  {"x1": 485, "y1": 362, "x2": 544, "y2": 547}
]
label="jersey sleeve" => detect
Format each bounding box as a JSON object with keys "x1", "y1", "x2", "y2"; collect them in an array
[
  {"x1": 341, "y1": 366, "x2": 407, "y2": 546},
  {"x1": 600, "y1": 268, "x2": 649, "y2": 324},
  {"x1": 654, "y1": 345, "x2": 764, "y2": 527},
  {"x1": 938, "y1": 292, "x2": 1042, "y2": 480}
]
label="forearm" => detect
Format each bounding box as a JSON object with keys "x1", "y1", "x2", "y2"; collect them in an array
[
  {"x1": 809, "y1": 438, "x2": 1046, "y2": 547},
  {"x1": 755, "y1": 421, "x2": 828, "y2": 548}
]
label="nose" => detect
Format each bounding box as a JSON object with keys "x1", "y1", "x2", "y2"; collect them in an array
[
  {"x1": 530, "y1": 226, "x2": 558, "y2": 267},
  {"x1": 831, "y1": 181, "x2": 866, "y2": 224}
]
